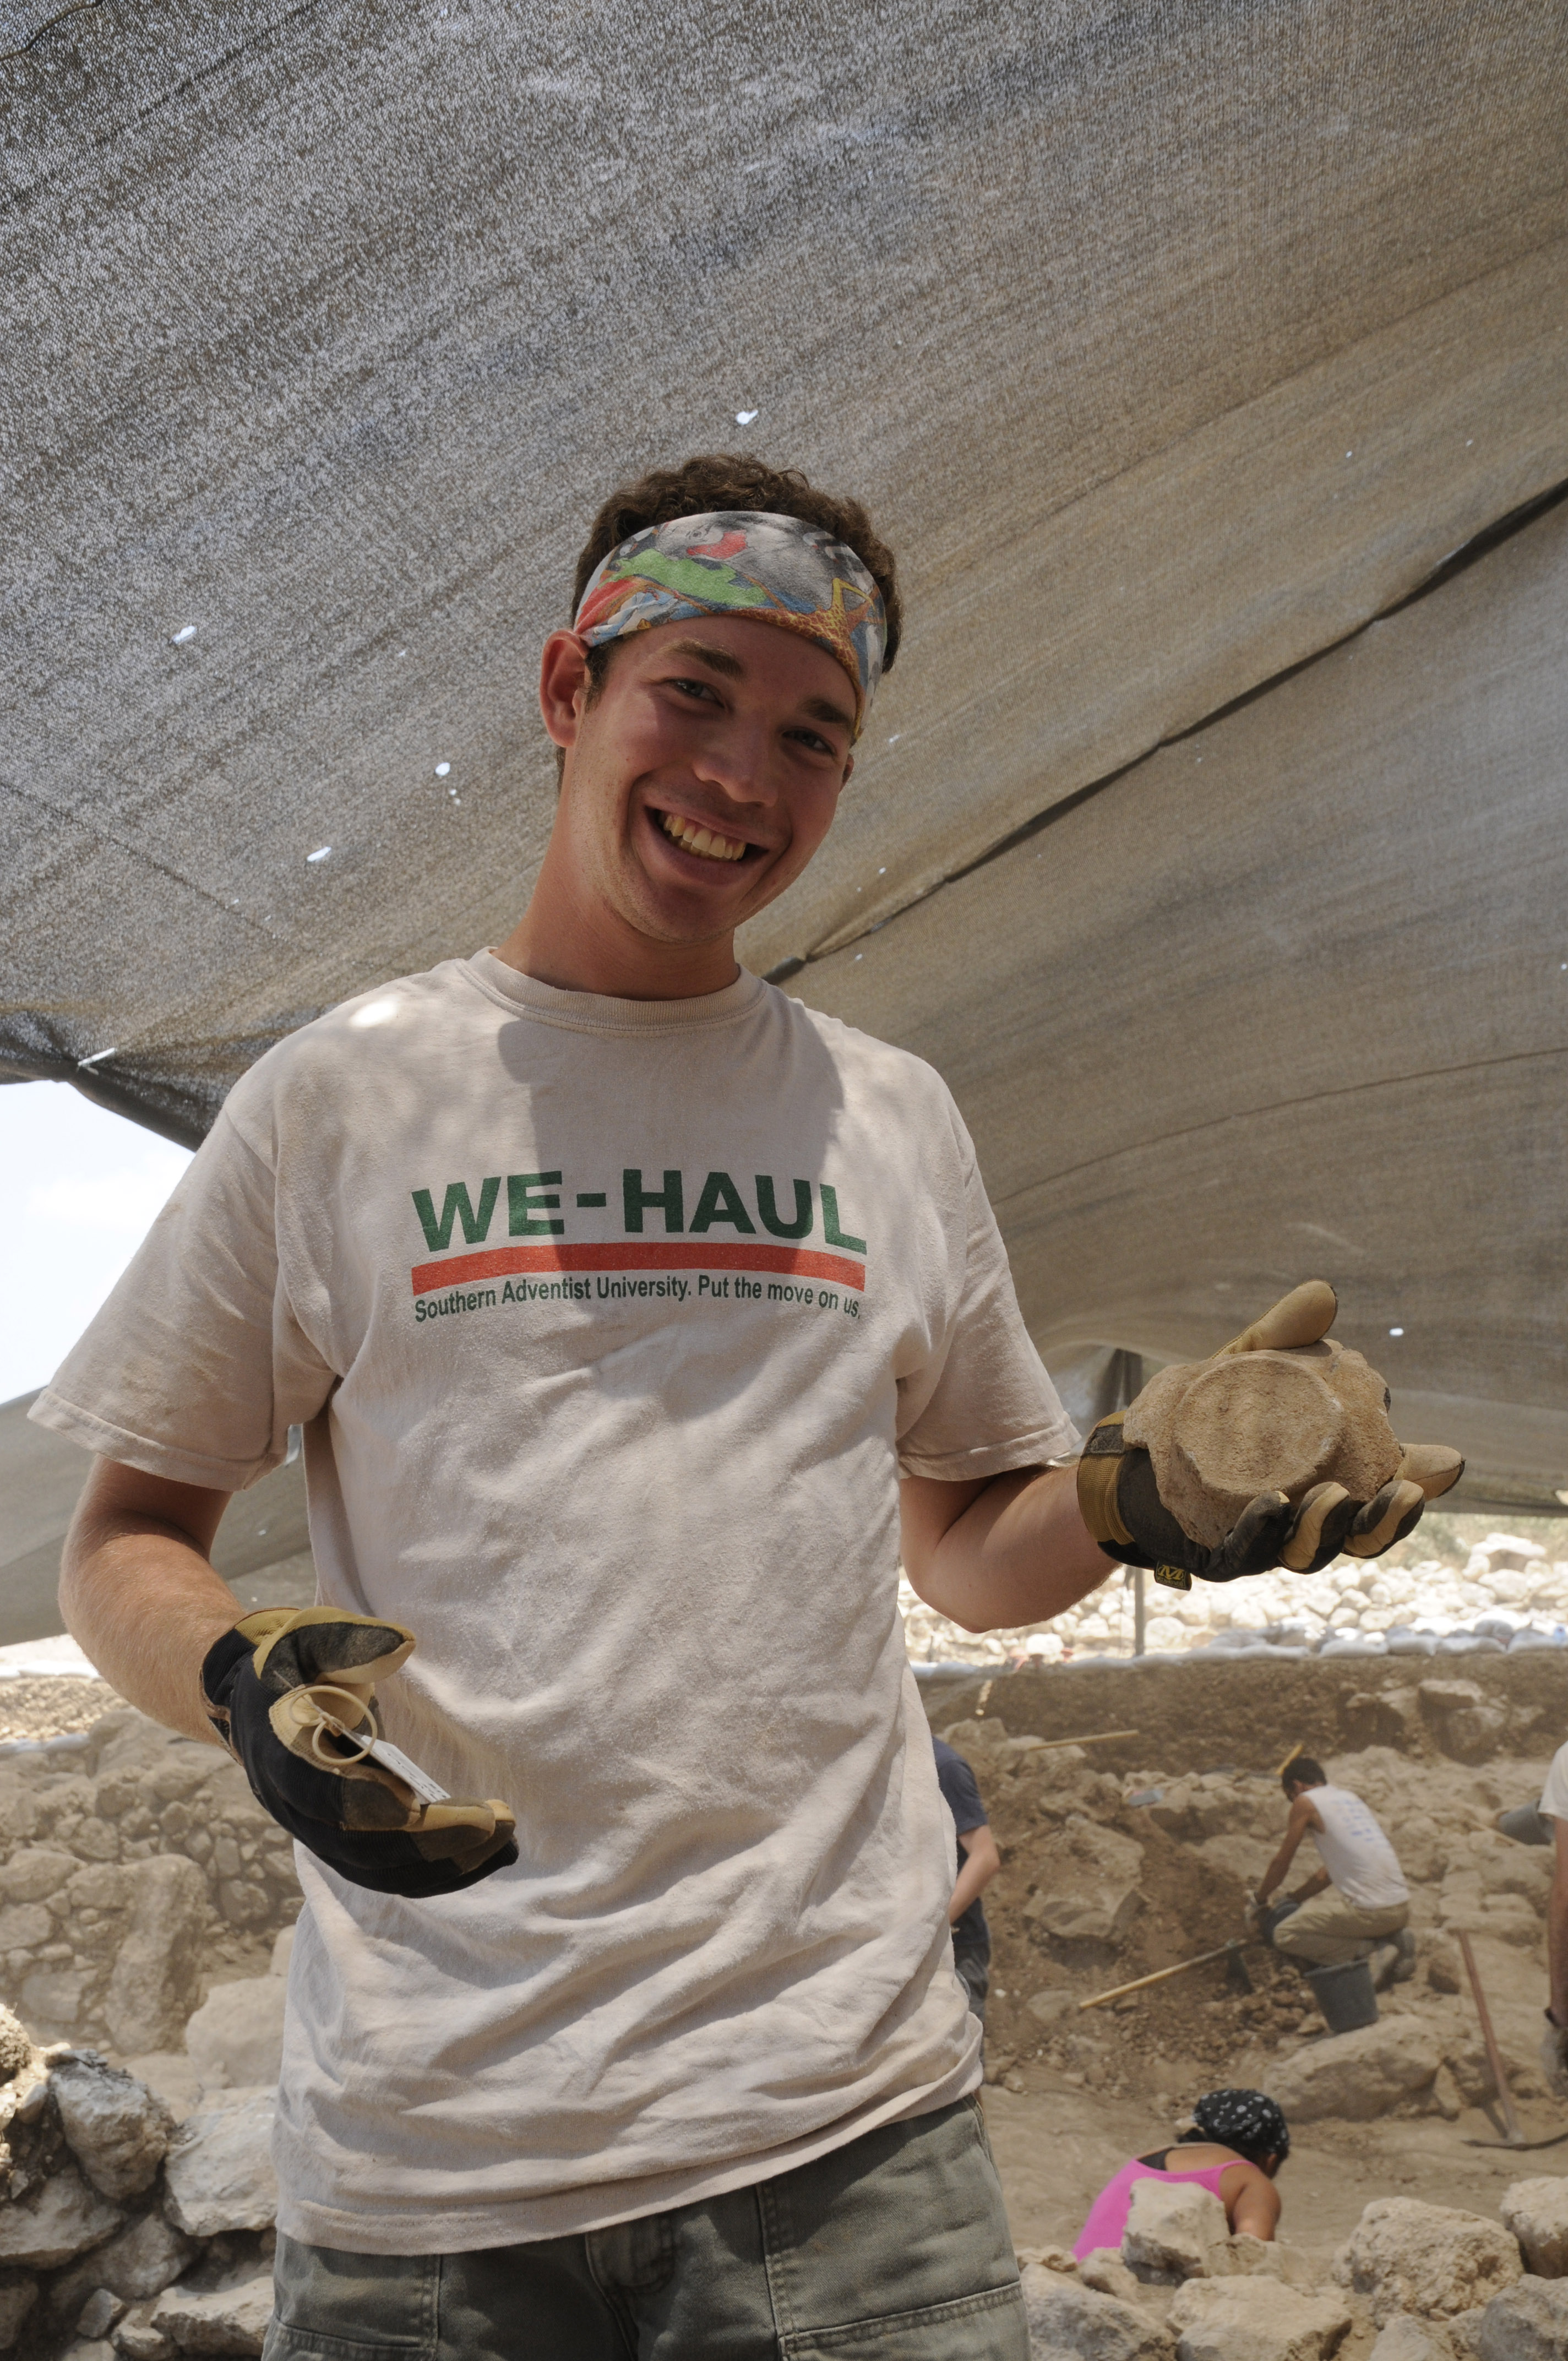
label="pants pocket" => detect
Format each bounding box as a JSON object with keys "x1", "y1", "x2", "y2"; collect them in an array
[
  {"x1": 264, "y1": 2235, "x2": 439, "y2": 2360},
  {"x1": 780, "y1": 2281, "x2": 1028, "y2": 2359}
]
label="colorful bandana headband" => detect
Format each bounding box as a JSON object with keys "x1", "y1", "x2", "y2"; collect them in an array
[{"x1": 573, "y1": 509, "x2": 886, "y2": 736}]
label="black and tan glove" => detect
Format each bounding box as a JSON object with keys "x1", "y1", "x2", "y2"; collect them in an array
[
  {"x1": 1076, "y1": 1281, "x2": 1463, "y2": 1586},
  {"x1": 201, "y1": 1607, "x2": 517, "y2": 1897}
]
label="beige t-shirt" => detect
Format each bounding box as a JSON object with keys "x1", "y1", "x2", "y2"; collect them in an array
[{"x1": 34, "y1": 954, "x2": 1075, "y2": 2252}]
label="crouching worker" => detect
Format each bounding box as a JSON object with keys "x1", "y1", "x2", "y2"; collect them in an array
[
  {"x1": 1253, "y1": 1756, "x2": 1413, "y2": 1987},
  {"x1": 1074, "y1": 2090, "x2": 1288, "y2": 2260}
]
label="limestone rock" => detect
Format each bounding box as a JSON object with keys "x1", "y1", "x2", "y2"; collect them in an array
[
  {"x1": 1124, "y1": 2180, "x2": 1232, "y2": 2281},
  {"x1": 1366, "y1": 2320, "x2": 1458, "y2": 2360},
  {"x1": 51, "y1": 2057, "x2": 175, "y2": 2201},
  {"x1": 1418, "y1": 1683, "x2": 1508, "y2": 1766},
  {"x1": 1021, "y1": 2265, "x2": 1174, "y2": 2359},
  {"x1": 183, "y1": 1979, "x2": 287, "y2": 2092},
  {"x1": 19, "y1": 1968, "x2": 84, "y2": 2043},
  {"x1": 105, "y1": 1857, "x2": 210, "y2": 2055},
  {"x1": 0, "y1": 2009, "x2": 32, "y2": 2087},
  {"x1": 1335, "y1": 2197, "x2": 1522, "y2": 2325},
  {"x1": 0, "y1": 2278, "x2": 36, "y2": 2349},
  {"x1": 162, "y1": 2091, "x2": 277, "y2": 2237},
  {"x1": 1028, "y1": 1990, "x2": 1077, "y2": 2029},
  {"x1": 45, "y1": 2207, "x2": 195, "y2": 2329},
  {"x1": 151, "y1": 2272, "x2": 274, "y2": 2354},
  {"x1": 1500, "y1": 2179, "x2": 1568, "y2": 2277},
  {"x1": 1017, "y1": 2245, "x2": 1080, "y2": 2276},
  {"x1": 0, "y1": 1850, "x2": 77, "y2": 1905},
  {"x1": 1082, "y1": 2248, "x2": 1147, "y2": 2304},
  {"x1": 113, "y1": 2318, "x2": 173, "y2": 2361},
  {"x1": 1266, "y1": 2019, "x2": 1440, "y2": 2122},
  {"x1": 0, "y1": 2163, "x2": 122, "y2": 2270},
  {"x1": 96, "y1": 2211, "x2": 195, "y2": 2302},
  {"x1": 1473, "y1": 2276, "x2": 1568, "y2": 2360},
  {"x1": 1168, "y1": 2277, "x2": 1352, "y2": 2361},
  {"x1": 1228, "y1": 2237, "x2": 1321, "y2": 2291},
  {"x1": 1023, "y1": 1818, "x2": 1145, "y2": 1949},
  {"x1": 121, "y1": 2053, "x2": 203, "y2": 2125},
  {"x1": 75, "y1": 2288, "x2": 126, "y2": 2338}
]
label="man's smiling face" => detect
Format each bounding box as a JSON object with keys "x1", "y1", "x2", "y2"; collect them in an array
[{"x1": 538, "y1": 614, "x2": 856, "y2": 957}]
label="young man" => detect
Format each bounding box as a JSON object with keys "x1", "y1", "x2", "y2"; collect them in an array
[
  {"x1": 933, "y1": 1734, "x2": 1001, "y2": 2027},
  {"x1": 1254, "y1": 1756, "x2": 1414, "y2": 1987},
  {"x1": 40, "y1": 458, "x2": 1430, "y2": 2357}
]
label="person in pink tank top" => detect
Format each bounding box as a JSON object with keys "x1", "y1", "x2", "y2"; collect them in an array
[{"x1": 1074, "y1": 2088, "x2": 1289, "y2": 2261}]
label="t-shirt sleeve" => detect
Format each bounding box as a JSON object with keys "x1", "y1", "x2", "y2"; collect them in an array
[
  {"x1": 895, "y1": 1103, "x2": 1079, "y2": 1482},
  {"x1": 1539, "y1": 1742, "x2": 1568, "y2": 1823},
  {"x1": 28, "y1": 1096, "x2": 337, "y2": 1493},
  {"x1": 935, "y1": 1747, "x2": 989, "y2": 1835}
]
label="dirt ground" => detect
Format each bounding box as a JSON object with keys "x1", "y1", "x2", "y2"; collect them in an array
[{"x1": 986, "y1": 2074, "x2": 1561, "y2": 2265}]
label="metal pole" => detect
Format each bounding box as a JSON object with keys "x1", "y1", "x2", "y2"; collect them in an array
[{"x1": 1134, "y1": 1566, "x2": 1147, "y2": 1657}]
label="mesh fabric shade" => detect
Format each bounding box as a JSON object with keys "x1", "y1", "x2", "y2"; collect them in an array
[{"x1": 3, "y1": 1, "x2": 1565, "y2": 1495}]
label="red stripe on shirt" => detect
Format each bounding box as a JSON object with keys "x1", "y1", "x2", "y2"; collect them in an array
[{"x1": 410, "y1": 1242, "x2": 865, "y2": 1295}]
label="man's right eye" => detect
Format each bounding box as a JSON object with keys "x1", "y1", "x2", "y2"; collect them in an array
[{"x1": 669, "y1": 677, "x2": 720, "y2": 702}]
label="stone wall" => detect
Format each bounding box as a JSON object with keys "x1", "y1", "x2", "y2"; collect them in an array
[{"x1": 0, "y1": 1713, "x2": 301, "y2": 2061}]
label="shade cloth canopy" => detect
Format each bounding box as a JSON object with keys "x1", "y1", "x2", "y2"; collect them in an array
[{"x1": 4, "y1": 1, "x2": 1565, "y2": 1506}]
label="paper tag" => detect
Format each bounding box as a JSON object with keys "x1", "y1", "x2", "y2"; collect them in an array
[{"x1": 355, "y1": 1733, "x2": 451, "y2": 1806}]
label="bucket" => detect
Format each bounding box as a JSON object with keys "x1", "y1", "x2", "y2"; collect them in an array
[{"x1": 1305, "y1": 1958, "x2": 1379, "y2": 2034}]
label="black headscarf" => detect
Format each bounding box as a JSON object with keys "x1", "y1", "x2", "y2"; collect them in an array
[{"x1": 1180, "y1": 2087, "x2": 1291, "y2": 2167}]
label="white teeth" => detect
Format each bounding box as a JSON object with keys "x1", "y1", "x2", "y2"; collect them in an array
[{"x1": 660, "y1": 812, "x2": 746, "y2": 863}]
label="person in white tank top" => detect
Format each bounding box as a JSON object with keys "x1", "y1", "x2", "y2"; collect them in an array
[{"x1": 1252, "y1": 1756, "x2": 1413, "y2": 1979}]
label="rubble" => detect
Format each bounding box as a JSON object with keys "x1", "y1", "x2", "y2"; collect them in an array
[
  {"x1": 49, "y1": 2059, "x2": 173, "y2": 2202},
  {"x1": 1166, "y1": 2276, "x2": 1352, "y2": 2360},
  {"x1": 1266, "y1": 2020, "x2": 1442, "y2": 2121},
  {"x1": 1020, "y1": 2264, "x2": 1174, "y2": 2359},
  {"x1": 162, "y1": 2095, "x2": 278, "y2": 2239},
  {"x1": 181, "y1": 1984, "x2": 286, "y2": 2095},
  {"x1": 1334, "y1": 2196, "x2": 1523, "y2": 2325},
  {"x1": 1365, "y1": 2323, "x2": 1458, "y2": 2361},
  {"x1": 902, "y1": 1525, "x2": 1568, "y2": 1667},
  {"x1": 1122, "y1": 2180, "x2": 1232, "y2": 2281},
  {"x1": 1472, "y1": 2276, "x2": 1568, "y2": 2360},
  {"x1": 1023, "y1": 1819, "x2": 1145, "y2": 1952},
  {"x1": 1498, "y1": 2178, "x2": 1568, "y2": 2278},
  {"x1": 149, "y1": 2272, "x2": 275, "y2": 2353}
]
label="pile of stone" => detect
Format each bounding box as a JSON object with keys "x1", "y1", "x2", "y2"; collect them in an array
[
  {"x1": 1021, "y1": 2174, "x2": 1568, "y2": 2360},
  {"x1": 0, "y1": 1981, "x2": 282, "y2": 2359},
  {"x1": 903, "y1": 1530, "x2": 1568, "y2": 1669}
]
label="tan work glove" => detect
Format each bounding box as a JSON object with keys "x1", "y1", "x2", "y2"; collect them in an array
[
  {"x1": 1077, "y1": 1281, "x2": 1462, "y2": 1585},
  {"x1": 202, "y1": 1607, "x2": 516, "y2": 1896}
]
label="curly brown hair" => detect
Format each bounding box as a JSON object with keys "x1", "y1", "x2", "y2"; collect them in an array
[{"x1": 569, "y1": 454, "x2": 902, "y2": 671}]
